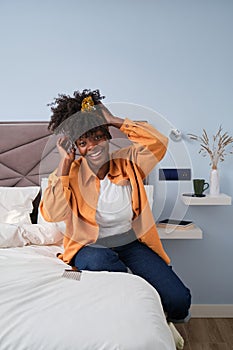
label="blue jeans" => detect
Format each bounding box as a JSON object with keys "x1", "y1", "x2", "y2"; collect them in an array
[{"x1": 73, "y1": 240, "x2": 191, "y2": 322}]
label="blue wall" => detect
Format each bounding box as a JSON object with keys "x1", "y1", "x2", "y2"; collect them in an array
[{"x1": 1, "y1": 0, "x2": 233, "y2": 304}]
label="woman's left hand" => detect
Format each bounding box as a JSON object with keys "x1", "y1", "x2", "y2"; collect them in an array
[{"x1": 96, "y1": 102, "x2": 124, "y2": 128}]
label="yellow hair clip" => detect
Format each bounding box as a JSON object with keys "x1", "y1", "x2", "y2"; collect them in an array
[{"x1": 81, "y1": 96, "x2": 95, "y2": 112}]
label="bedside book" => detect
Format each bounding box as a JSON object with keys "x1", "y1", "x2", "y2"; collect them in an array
[{"x1": 157, "y1": 219, "x2": 195, "y2": 230}]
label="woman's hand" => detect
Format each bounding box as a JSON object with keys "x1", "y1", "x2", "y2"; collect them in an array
[
  {"x1": 56, "y1": 137, "x2": 76, "y2": 176},
  {"x1": 57, "y1": 137, "x2": 76, "y2": 162},
  {"x1": 96, "y1": 102, "x2": 124, "y2": 129}
]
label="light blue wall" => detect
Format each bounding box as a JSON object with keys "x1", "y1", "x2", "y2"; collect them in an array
[{"x1": 1, "y1": 0, "x2": 233, "y2": 304}]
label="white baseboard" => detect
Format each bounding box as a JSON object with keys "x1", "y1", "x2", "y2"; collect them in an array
[{"x1": 191, "y1": 304, "x2": 233, "y2": 318}]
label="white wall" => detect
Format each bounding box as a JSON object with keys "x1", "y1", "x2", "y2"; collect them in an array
[{"x1": 1, "y1": 0, "x2": 233, "y2": 304}]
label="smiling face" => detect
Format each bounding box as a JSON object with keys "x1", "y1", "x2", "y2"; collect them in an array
[{"x1": 76, "y1": 128, "x2": 110, "y2": 177}]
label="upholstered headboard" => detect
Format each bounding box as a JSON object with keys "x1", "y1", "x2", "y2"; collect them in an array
[
  {"x1": 0, "y1": 122, "x2": 59, "y2": 222},
  {"x1": 0, "y1": 122, "x2": 58, "y2": 187}
]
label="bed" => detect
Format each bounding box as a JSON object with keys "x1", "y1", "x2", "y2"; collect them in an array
[{"x1": 0, "y1": 122, "x2": 175, "y2": 350}]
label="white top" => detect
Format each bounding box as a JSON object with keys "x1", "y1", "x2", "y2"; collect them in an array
[{"x1": 96, "y1": 176, "x2": 133, "y2": 238}]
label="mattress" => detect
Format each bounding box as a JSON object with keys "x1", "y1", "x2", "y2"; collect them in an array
[{"x1": 0, "y1": 244, "x2": 175, "y2": 350}]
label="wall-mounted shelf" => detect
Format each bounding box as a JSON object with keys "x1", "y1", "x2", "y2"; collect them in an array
[
  {"x1": 181, "y1": 193, "x2": 232, "y2": 206},
  {"x1": 158, "y1": 225, "x2": 203, "y2": 239}
]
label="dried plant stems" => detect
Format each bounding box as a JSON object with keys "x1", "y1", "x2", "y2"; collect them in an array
[{"x1": 188, "y1": 126, "x2": 233, "y2": 169}]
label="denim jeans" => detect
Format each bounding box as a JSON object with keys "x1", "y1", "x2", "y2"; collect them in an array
[{"x1": 73, "y1": 240, "x2": 191, "y2": 322}]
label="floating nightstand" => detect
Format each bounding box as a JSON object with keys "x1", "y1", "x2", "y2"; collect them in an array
[
  {"x1": 181, "y1": 193, "x2": 232, "y2": 206},
  {"x1": 158, "y1": 225, "x2": 203, "y2": 239}
]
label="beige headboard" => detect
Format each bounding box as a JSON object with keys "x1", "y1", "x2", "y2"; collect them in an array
[{"x1": 0, "y1": 122, "x2": 62, "y2": 187}]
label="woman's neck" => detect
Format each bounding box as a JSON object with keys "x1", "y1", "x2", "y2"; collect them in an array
[{"x1": 89, "y1": 161, "x2": 110, "y2": 180}]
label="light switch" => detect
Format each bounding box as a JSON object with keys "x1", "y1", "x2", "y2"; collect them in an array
[{"x1": 159, "y1": 168, "x2": 191, "y2": 181}]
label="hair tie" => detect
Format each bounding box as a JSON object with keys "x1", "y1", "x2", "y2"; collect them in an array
[{"x1": 81, "y1": 96, "x2": 95, "y2": 112}]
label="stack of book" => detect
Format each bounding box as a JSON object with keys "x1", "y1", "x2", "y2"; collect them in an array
[{"x1": 157, "y1": 219, "x2": 195, "y2": 230}]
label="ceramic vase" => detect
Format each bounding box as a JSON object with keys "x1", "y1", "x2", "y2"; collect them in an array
[{"x1": 209, "y1": 168, "x2": 220, "y2": 196}]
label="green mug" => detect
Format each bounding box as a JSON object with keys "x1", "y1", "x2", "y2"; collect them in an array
[{"x1": 193, "y1": 179, "x2": 209, "y2": 197}]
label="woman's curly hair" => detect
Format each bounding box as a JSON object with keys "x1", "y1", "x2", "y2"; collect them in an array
[{"x1": 48, "y1": 89, "x2": 105, "y2": 132}]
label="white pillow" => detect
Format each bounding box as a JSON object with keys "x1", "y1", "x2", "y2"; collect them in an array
[
  {"x1": 38, "y1": 178, "x2": 66, "y2": 233},
  {"x1": 0, "y1": 223, "x2": 28, "y2": 248},
  {"x1": 0, "y1": 223, "x2": 63, "y2": 248},
  {"x1": 21, "y1": 224, "x2": 63, "y2": 245},
  {"x1": 0, "y1": 186, "x2": 40, "y2": 224}
]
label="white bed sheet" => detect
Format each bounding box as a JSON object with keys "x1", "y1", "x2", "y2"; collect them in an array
[{"x1": 0, "y1": 245, "x2": 175, "y2": 350}]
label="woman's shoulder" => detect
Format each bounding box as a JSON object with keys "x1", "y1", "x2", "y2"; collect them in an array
[{"x1": 111, "y1": 146, "x2": 133, "y2": 160}]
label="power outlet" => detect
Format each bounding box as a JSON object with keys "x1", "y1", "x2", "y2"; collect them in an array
[{"x1": 159, "y1": 168, "x2": 191, "y2": 181}]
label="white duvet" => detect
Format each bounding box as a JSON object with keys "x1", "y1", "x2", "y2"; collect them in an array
[{"x1": 0, "y1": 244, "x2": 175, "y2": 350}]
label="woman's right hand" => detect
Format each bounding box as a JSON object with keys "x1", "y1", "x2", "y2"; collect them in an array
[
  {"x1": 57, "y1": 137, "x2": 76, "y2": 163},
  {"x1": 56, "y1": 137, "x2": 76, "y2": 176}
]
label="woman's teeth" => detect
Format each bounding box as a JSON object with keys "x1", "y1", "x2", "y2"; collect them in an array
[{"x1": 89, "y1": 150, "x2": 102, "y2": 158}]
